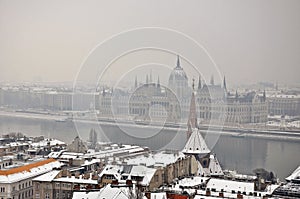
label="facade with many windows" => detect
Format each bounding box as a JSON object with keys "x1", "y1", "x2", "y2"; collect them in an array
[{"x1": 0, "y1": 159, "x2": 61, "y2": 199}]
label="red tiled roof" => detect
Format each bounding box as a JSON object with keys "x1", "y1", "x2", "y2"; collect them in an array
[{"x1": 0, "y1": 158, "x2": 56, "y2": 176}]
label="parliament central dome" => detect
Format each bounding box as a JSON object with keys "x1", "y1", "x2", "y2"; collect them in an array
[
  {"x1": 169, "y1": 55, "x2": 188, "y2": 82},
  {"x1": 168, "y1": 55, "x2": 189, "y2": 100}
]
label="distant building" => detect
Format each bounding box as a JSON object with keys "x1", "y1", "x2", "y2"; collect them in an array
[
  {"x1": 87, "y1": 129, "x2": 97, "y2": 149},
  {"x1": 267, "y1": 94, "x2": 300, "y2": 116},
  {"x1": 197, "y1": 77, "x2": 268, "y2": 124},
  {"x1": 67, "y1": 137, "x2": 88, "y2": 153}
]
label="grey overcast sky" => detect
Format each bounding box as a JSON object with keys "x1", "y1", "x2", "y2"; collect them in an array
[{"x1": 0, "y1": 0, "x2": 299, "y2": 86}]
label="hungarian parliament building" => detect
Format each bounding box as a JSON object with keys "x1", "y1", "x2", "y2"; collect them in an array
[{"x1": 97, "y1": 56, "x2": 268, "y2": 124}]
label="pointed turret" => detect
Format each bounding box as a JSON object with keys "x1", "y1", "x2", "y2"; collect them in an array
[
  {"x1": 102, "y1": 87, "x2": 106, "y2": 96},
  {"x1": 198, "y1": 75, "x2": 202, "y2": 90},
  {"x1": 223, "y1": 76, "x2": 227, "y2": 90},
  {"x1": 210, "y1": 75, "x2": 214, "y2": 85},
  {"x1": 135, "y1": 76, "x2": 138, "y2": 89},
  {"x1": 150, "y1": 70, "x2": 153, "y2": 83},
  {"x1": 146, "y1": 75, "x2": 149, "y2": 85},
  {"x1": 263, "y1": 89, "x2": 266, "y2": 102},
  {"x1": 157, "y1": 76, "x2": 160, "y2": 88},
  {"x1": 235, "y1": 90, "x2": 239, "y2": 101},
  {"x1": 176, "y1": 55, "x2": 181, "y2": 68}
]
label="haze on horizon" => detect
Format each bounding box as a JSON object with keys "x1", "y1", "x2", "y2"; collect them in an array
[{"x1": 0, "y1": 0, "x2": 299, "y2": 86}]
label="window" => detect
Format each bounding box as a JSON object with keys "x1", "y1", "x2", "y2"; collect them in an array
[{"x1": 45, "y1": 193, "x2": 50, "y2": 199}]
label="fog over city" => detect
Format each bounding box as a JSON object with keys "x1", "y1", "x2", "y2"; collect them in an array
[
  {"x1": 0, "y1": 1, "x2": 300, "y2": 199},
  {"x1": 0, "y1": 0, "x2": 300, "y2": 86}
]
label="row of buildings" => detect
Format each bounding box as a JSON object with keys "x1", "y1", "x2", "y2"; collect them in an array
[{"x1": 0, "y1": 56, "x2": 299, "y2": 123}]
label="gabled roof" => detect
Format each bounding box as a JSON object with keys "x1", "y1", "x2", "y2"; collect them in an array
[{"x1": 182, "y1": 128, "x2": 210, "y2": 155}]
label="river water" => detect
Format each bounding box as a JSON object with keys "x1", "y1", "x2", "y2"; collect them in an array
[{"x1": 0, "y1": 115, "x2": 299, "y2": 180}]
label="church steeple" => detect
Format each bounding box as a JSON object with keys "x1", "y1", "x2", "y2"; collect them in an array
[
  {"x1": 187, "y1": 78, "x2": 198, "y2": 140},
  {"x1": 176, "y1": 55, "x2": 181, "y2": 68}
]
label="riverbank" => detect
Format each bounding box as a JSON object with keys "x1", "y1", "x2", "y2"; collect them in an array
[{"x1": 1, "y1": 110, "x2": 300, "y2": 142}]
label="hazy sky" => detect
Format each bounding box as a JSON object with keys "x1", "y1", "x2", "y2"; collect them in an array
[{"x1": 0, "y1": 0, "x2": 299, "y2": 86}]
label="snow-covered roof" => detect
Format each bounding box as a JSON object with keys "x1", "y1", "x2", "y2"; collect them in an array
[
  {"x1": 83, "y1": 159, "x2": 100, "y2": 166},
  {"x1": 84, "y1": 144, "x2": 146, "y2": 159},
  {"x1": 206, "y1": 178, "x2": 255, "y2": 194},
  {"x1": 32, "y1": 170, "x2": 60, "y2": 182},
  {"x1": 0, "y1": 159, "x2": 61, "y2": 183},
  {"x1": 267, "y1": 94, "x2": 300, "y2": 99},
  {"x1": 47, "y1": 150, "x2": 65, "y2": 159},
  {"x1": 182, "y1": 128, "x2": 211, "y2": 155},
  {"x1": 124, "y1": 151, "x2": 185, "y2": 167},
  {"x1": 286, "y1": 166, "x2": 300, "y2": 181},
  {"x1": 33, "y1": 170, "x2": 98, "y2": 185},
  {"x1": 99, "y1": 164, "x2": 157, "y2": 186},
  {"x1": 176, "y1": 176, "x2": 209, "y2": 188},
  {"x1": 53, "y1": 176, "x2": 98, "y2": 185},
  {"x1": 31, "y1": 139, "x2": 65, "y2": 148},
  {"x1": 72, "y1": 185, "x2": 135, "y2": 199}
]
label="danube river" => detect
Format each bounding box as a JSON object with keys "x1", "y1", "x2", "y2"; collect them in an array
[{"x1": 0, "y1": 115, "x2": 299, "y2": 180}]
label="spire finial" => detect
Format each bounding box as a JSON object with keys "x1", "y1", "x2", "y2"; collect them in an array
[{"x1": 176, "y1": 55, "x2": 180, "y2": 68}]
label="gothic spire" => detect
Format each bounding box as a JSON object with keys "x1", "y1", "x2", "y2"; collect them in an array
[
  {"x1": 150, "y1": 70, "x2": 153, "y2": 83},
  {"x1": 210, "y1": 75, "x2": 214, "y2": 85},
  {"x1": 135, "y1": 76, "x2": 138, "y2": 89},
  {"x1": 102, "y1": 87, "x2": 106, "y2": 96},
  {"x1": 198, "y1": 75, "x2": 202, "y2": 90},
  {"x1": 146, "y1": 74, "x2": 149, "y2": 85},
  {"x1": 223, "y1": 76, "x2": 227, "y2": 90},
  {"x1": 157, "y1": 76, "x2": 160, "y2": 88},
  {"x1": 187, "y1": 83, "x2": 198, "y2": 140},
  {"x1": 176, "y1": 55, "x2": 181, "y2": 68},
  {"x1": 192, "y1": 78, "x2": 195, "y2": 91}
]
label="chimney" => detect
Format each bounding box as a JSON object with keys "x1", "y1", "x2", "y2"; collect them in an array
[{"x1": 75, "y1": 172, "x2": 80, "y2": 179}]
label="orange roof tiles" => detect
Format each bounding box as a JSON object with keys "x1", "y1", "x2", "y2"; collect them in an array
[{"x1": 0, "y1": 158, "x2": 56, "y2": 176}]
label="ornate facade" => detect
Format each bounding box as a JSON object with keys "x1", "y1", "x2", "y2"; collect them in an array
[{"x1": 98, "y1": 56, "x2": 268, "y2": 124}]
